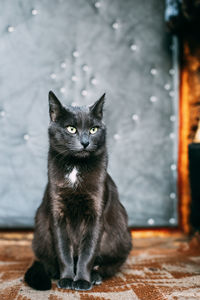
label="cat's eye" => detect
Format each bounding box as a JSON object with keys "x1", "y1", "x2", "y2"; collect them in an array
[
  {"x1": 66, "y1": 126, "x2": 77, "y2": 134},
  {"x1": 90, "y1": 127, "x2": 98, "y2": 134}
]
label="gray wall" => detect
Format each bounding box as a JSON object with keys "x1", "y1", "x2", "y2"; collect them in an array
[{"x1": 0, "y1": 0, "x2": 178, "y2": 228}]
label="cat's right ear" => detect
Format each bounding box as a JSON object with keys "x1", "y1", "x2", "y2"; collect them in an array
[
  {"x1": 48, "y1": 91, "x2": 62, "y2": 122},
  {"x1": 89, "y1": 93, "x2": 105, "y2": 119}
]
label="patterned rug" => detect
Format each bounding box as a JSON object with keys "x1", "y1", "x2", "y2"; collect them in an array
[{"x1": 0, "y1": 233, "x2": 200, "y2": 300}]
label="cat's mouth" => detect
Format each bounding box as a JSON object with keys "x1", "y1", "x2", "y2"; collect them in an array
[{"x1": 75, "y1": 149, "x2": 91, "y2": 157}]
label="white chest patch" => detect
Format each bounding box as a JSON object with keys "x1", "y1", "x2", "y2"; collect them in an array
[{"x1": 66, "y1": 168, "x2": 78, "y2": 185}]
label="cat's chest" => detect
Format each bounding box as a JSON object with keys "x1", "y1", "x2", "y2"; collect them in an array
[
  {"x1": 57, "y1": 165, "x2": 102, "y2": 192},
  {"x1": 65, "y1": 167, "x2": 79, "y2": 186}
]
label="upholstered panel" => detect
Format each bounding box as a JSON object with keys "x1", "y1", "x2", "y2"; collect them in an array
[{"x1": 0, "y1": 0, "x2": 178, "y2": 228}]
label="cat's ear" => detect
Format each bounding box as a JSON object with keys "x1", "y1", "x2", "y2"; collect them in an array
[
  {"x1": 48, "y1": 91, "x2": 63, "y2": 121},
  {"x1": 90, "y1": 93, "x2": 105, "y2": 119}
]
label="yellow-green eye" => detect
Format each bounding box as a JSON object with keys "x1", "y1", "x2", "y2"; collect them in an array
[
  {"x1": 90, "y1": 127, "x2": 98, "y2": 134},
  {"x1": 67, "y1": 126, "x2": 77, "y2": 134}
]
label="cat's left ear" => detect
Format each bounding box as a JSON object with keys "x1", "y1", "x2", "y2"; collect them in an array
[
  {"x1": 49, "y1": 91, "x2": 63, "y2": 122},
  {"x1": 90, "y1": 93, "x2": 105, "y2": 119}
]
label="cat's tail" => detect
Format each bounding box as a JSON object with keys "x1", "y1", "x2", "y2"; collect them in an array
[{"x1": 24, "y1": 261, "x2": 51, "y2": 290}]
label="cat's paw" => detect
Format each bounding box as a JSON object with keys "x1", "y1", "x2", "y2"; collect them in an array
[
  {"x1": 57, "y1": 278, "x2": 74, "y2": 289},
  {"x1": 73, "y1": 279, "x2": 92, "y2": 291},
  {"x1": 91, "y1": 270, "x2": 102, "y2": 285}
]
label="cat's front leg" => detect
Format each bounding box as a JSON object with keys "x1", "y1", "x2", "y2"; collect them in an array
[
  {"x1": 73, "y1": 222, "x2": 100, "y2": 291},
  {"x1": 53, "y1": 224, "x2": 74, "y2": 289}
]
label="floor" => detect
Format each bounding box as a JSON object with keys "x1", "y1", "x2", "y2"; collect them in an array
[{"x1": 0, "y1": 232, "x2": 200, "y2": 300}]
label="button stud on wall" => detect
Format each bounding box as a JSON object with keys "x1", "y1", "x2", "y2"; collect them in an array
[
  {"x1": 0, "y1": 110, "x2": 5, "y2": 117},
  {"x1": 169, "y1": 218, "x2": 176, "y2": 224},
  {"x1": 72, "y1": 50, "x2": 79, "y2": 58},
  {"x1": 60, "y1": 87, "x2": 66, "y2": 94},
  {"x1": 169, "y1": 69, "x2": 175, "y2": 76},
  {"x1": 82, "y1": 64, "x2": 89, "y2": 72},
  {"x1": 24, "y1": 134, "x2": 29, "y2": 141},
  {"x1": 91, "y1": 77, "x2": 98, "y2": 85},
  {"x1": 31, "y1": 9, "x2": 38, "y2": 15},
  {"x1": 150, "y1": 96, "x2": 157, "y2": 103},
  {"x1": 150, "y1": 68, "x2": 157, "y2": 75},
  {"x1": 130, "y1": 44, "x2": 137, "y2": 51},
  {"x1": 171, "y1": 164, "x2": 176, "y2": 171},
  {"x1": 113, "y1": 133, "x2": 120, "y2": 140},
  {"x1": 132, "y1": 114, "x2": 139, "y2": 121},
  {"x1": 71, "y1": 75, "x2": 78, "y2": 82},
  {"x1": 170, "y1": 115, "x2": 176, "y2": 122},
  {"x1": 61, "y1": 62, "x2": 66, "y2": 69},
  {"x1": 169, "y1": 132, "x2": 175, "y2": 139},
  {"x1": 7, "y1": 26, "x2": 15, "y2": 33},
  {"x1": 94, "y1": 1, "x2": 101, "y2": 8},
  {"x1": 164, "y1": 83, "x2": 171, "y2": 90},
  {"x1": 81, "y1": 90, "x2": 87, "y2": 96},
  {"x1": 50, "y1": 73, "x2": 56, "y2": 79},
  {"x1": 147, "y1": 218, "x2": 155, "y2": 225},
  {"x1": 169, "y1": 91, "x2": 175, "y2": 98},
  {"x1": 112, "y1": 21, "x2": 120, "y2": 30},
  {"x1": 170, "y1": 193, "x2": 176, "y2": 199}
]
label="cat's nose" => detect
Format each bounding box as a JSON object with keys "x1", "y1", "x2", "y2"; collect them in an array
[
  {"x1": 80, "y1": 134, "x2": 89, "y2": 148},
  {"x1": 81, "y1": 140, "x2": 89, "y2": 148}
]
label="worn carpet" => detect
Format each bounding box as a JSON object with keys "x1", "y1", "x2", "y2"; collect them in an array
[{"x1": 0, "y1": 233, "x2": 200, "y2": 300}]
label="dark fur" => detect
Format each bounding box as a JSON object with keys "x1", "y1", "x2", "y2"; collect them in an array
[{"x1": 24, "y1": 91, "x2": 132, "y2": 291}]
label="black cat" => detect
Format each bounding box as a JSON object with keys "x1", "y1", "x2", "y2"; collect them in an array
[{"x1": 24, "y1": 91, "x2": 132, "y2": 291}]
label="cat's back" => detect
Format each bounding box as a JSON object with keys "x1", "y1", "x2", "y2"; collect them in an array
[{"x1": 103, "y1": 173, "x2": 129, "y2": 225}]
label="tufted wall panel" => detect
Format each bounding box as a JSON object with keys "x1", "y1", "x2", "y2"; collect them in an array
[{"x1": 0, "y1": 0, "x2": 178, "y2": 228}]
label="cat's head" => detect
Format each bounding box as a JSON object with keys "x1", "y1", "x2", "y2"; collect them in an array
[{"x1": 48, "y1": 91, "x2": 106, "y2": 158}]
